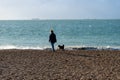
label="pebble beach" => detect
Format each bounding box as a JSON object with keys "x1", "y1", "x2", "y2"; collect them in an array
[{"x1": 0, "y1": 49, "x2": 120, "y2": 80}]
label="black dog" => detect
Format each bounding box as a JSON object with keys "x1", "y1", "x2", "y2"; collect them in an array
[{"x1": 58, "y1": 45, "x2": 64, "y2": 50}]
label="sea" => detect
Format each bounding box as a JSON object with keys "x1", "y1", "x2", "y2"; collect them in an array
[{"x1": 0, "y1": 19, "x2": 120, "y2": 50}]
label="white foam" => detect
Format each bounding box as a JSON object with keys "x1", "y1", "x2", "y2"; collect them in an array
[
  {"x1": 0, "y1": 45, "x2": 17, "y2": 49},
  {"x1": 0, "y1": 45, "x2": 44, "y2": 50},
  {"x1": 0, "y1": 45, "x2": 119, "y2": 50},
  {"x1": 65, "y1": 45, "x2": 120, "y2": 50}
]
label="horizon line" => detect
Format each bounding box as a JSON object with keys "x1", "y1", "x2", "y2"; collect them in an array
[{"x1": 0, "y1": 18, "x2": 120, "y2": 20}]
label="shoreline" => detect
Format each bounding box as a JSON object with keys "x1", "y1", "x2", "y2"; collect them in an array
[
  {"x1": 0, "y1": 47, "x2": 120, "y2": 51},
  {"x1": 0, "y1": 46, "x2": 120, "y2": 51}
]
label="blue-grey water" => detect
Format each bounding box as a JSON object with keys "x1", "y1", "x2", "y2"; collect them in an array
[{"x1": 0, "y1": 20, "x2": 120, "y2": 50}]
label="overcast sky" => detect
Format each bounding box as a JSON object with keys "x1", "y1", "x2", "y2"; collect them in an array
[{"x1": 0, "y1": 0, "x2": 120, "y2": 20}]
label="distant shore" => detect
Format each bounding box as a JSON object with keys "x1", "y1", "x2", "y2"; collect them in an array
[{"x1": 0, "y1": 49, "x2": 120, "y2": 79}]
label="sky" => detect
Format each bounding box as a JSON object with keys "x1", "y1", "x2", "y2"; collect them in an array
[{"x1": 0, "y1": 0, "x2": 120, "y2": 20}]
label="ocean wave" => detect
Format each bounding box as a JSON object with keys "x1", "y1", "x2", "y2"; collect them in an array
[
  {"x1": 0, "y1": 45, "x2": 120, "y2": 50},
  {"x1": 66, "y1": 46, "x2": 120, "y2": 50},
  {"x1": 0, "y1": 45, "x2": 44, "y2": 50}
]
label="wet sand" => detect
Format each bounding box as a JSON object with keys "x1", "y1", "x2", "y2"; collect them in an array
[{"x1": 0, "y1": 49, "x2": 120, "y2": 80}]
